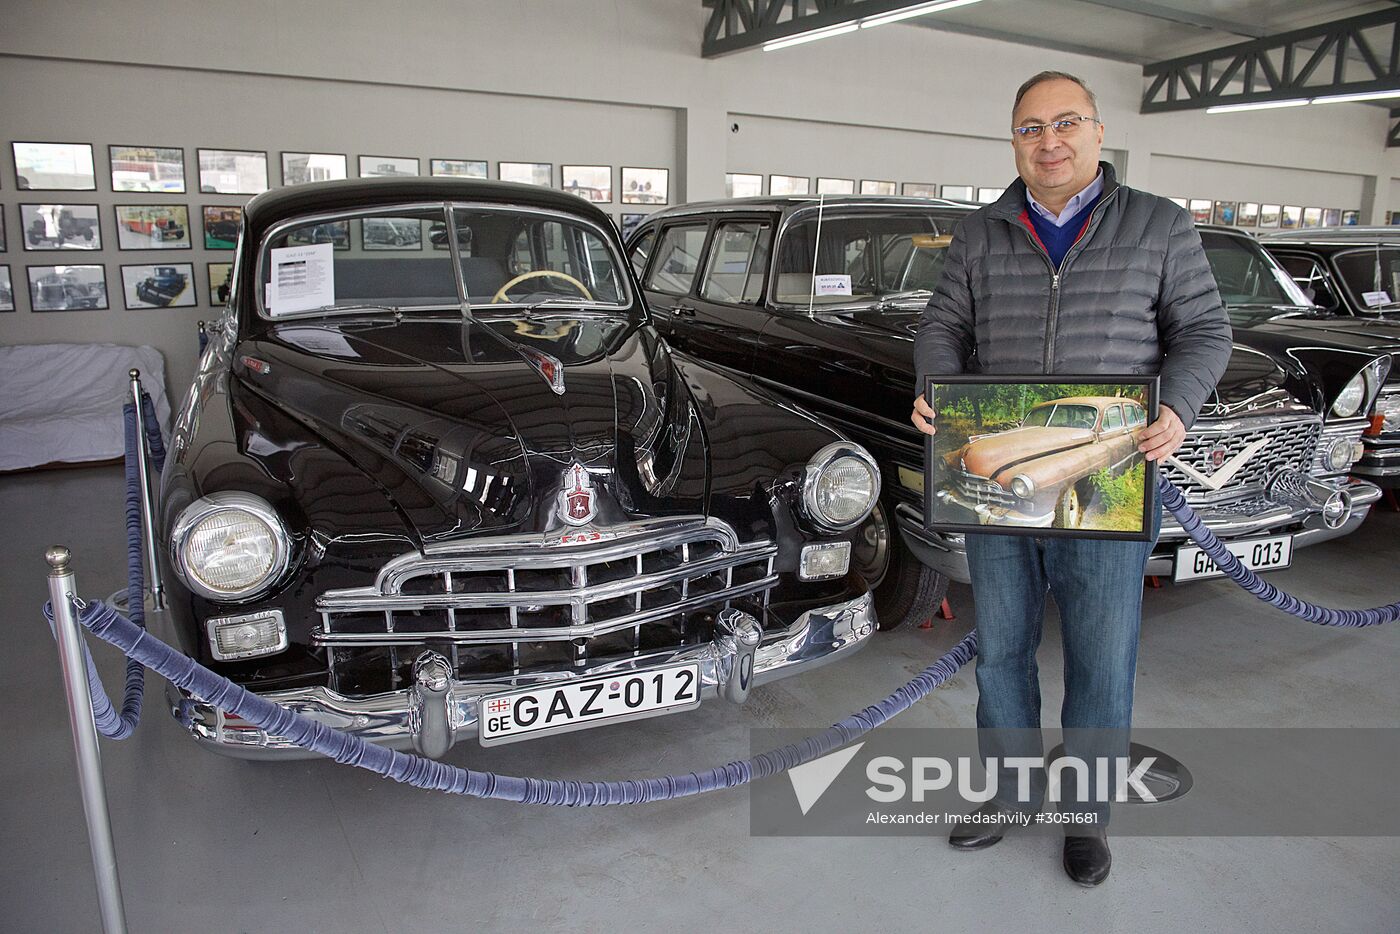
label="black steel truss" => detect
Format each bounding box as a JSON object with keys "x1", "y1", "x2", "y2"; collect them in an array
[
  {"x1": 702, "y1": 0, "x2": 951, "y2": 58},
  {"x1": 1389, "y1": 108, "x2": 1400, "y2": 148},
  {"x1": 1142, "y1": 7, "x2": 1400, "y2": 113}
]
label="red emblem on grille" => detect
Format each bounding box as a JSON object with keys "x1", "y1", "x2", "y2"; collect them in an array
[
  {"x1": 559, "y1": 463, "x2": 598, "y2": 526},
  {"x1": 1210, "y1": 445, "x2": 1228, "y2": 469}
]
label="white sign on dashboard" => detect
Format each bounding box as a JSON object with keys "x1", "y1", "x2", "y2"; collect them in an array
[
  {"x1": 813, "y1": 274, "x2": 852, "y2": 296},
  {"x1": 266, "y1": 243, "x2": 335, "y2": 315},
  {"x1": 1362, "y1": 290, "x2": 1392, "y2": 308}
]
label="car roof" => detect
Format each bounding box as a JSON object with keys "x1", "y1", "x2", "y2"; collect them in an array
[
  {"x1": 240, "y1": 177, "x2": 615, "y2": 244},
  {"x1": 640, "y1": 194, "x2": 981, "y2": 223},
  {"x1": 1031, "y1": 396, "x2": 1139, "y2": 408}
]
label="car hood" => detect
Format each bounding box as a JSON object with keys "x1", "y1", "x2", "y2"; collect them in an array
[
  {"x1": 959, "y1": 425, "x2": 1093, "y2": 476},
  {"x1": 236, "y1": 314, "x2": 704, "y2": 546},
  {"x1": 1238, "y1": 311, "x2": 1400, "y2": 353}
]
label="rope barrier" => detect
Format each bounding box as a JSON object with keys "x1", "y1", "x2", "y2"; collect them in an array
[{"x1": 44, "y1": 398, "x2": 1396, "y2": 802}]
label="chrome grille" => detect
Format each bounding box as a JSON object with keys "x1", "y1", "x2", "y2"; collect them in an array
[
  {"x1": 1164, "y1": 415, "x2": 1319, "y2": 504},
  {"x1": 1375, "y1": 387, "x2": 1400, "y2": 437},
  {"x1": 313, "y1": 517, "x2": 777, "y2": 694},
  {"x1": 952, "y1": 468, "x2": 1015, "y2": 508}
]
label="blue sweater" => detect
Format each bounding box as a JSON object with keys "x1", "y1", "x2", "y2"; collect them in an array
[{"x1": 1025, "y1": 192, "x2": 1103, "y2": 268}]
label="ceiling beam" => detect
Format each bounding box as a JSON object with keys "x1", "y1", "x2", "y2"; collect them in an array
[
  {"x1": 702, "y1": 0, "x2": 987, "y2": 58},
  {"x1": 1141, "y1": 6, "x2": 1400, "y2": 114},
  {"x1": 909, "y1": 17, "x2": 1150, "y2": 65},
  {"x1": 1075, "y1": 0, "x2": 1265, "y2": 39}
]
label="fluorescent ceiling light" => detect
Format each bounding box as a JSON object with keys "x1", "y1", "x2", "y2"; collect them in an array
[
  {"x1": 1311, "y1": 88, "x2": 1400, "y2": 104},
  {"x1": 860, "y1": 0, "x2": 986, "y2": 28},
  {"x1": 762, "y1": 22, "x2": 858, "y2": 51},
  {"x1": 1206, "y1": 98, "x2": 1310, "y2": 114}
]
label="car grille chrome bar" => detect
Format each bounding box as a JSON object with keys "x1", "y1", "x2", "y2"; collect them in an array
[
  {"x1": 314, "y1": 517, "x2": 778, "y2": 692},
  {"x1": 1164, "y1": 414, "x2": 1319, "y2": 504},
  {"x1": 952, "y1": 468, "x2": 1015, "y2": 508}
]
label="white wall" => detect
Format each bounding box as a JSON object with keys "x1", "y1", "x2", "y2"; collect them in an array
[{"x1": 3, "y1": 0, "x2": 1399, "y2": 398}]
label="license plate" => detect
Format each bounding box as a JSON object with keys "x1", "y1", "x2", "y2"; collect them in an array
[
  {"x1": 1173, "y1": 534, "x2": 1293, "y2": 582},
  {"x1": 478, "y1": 663, "x2": 701, "y2": 746}
]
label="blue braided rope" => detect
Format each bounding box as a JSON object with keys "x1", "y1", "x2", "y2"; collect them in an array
[
  {"x1": 137, "y1": 390, "x2": 165, "y2": 473},
  {"x1": 58, "y1": 597, "x2": 978, "y2": 805},
  {"x1": 1158, "y1": 475, "x2": 1400, "y2": 627}
]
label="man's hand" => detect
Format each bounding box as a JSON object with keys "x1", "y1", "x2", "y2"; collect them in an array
[
  {"x1": 1138, "y1": 404, "x2": 1184, "y2": 462},
  {"x1": 911, "y1": 393, "x2": 937, "y2": 436}
]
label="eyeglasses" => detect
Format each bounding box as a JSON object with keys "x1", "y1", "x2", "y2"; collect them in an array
[{"x1": 1011, "y1": 115, "x2": 1101, "y2": 141}]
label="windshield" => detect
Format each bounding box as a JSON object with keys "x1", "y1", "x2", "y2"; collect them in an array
[
  {"x1": 1198, "y1": 229, "x2": 1313, "y2": 313},
  {"x1": 258, "y1": 204, "x2": 629, "y2": 318},
  {"x1": 772, "y1": 210, "x2": 950, "y2": 306},
  {"x1": 1333, "y1": 247, "x2": 1400, "y2": 311},
  {"x1": 1022, "y1": 403, "x2": 1098, "y2": 429}
]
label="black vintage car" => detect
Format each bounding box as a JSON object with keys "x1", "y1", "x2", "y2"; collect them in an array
[
  {"x1": 135, "y1": 266, "x2": 188, "y2": 306},
  {"x1": 158, "y1": 178, "x2": 883, "y2": 757},
  {"x1": 1258, "y1": 229, "x2": 1400, "y2": 486},
  {"x1": 627, "y1": 198, "x2": 1388, "y2": 605}
]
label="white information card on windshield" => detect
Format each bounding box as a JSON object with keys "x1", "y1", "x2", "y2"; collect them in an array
[
  {"x1": 814, "y1": 274, "x2": 852, "y2": 296},
  {"x1": 266, "y1": 243, "x2": 335, "y2": 315},
  {"x1": 1363, "y1": 290, "x2": 1392, "y2": 308}
]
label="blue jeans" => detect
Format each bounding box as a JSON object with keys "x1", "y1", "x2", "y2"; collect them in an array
[{"x1": 965, "y1": 504, "x2": 1161, "y2": 819}]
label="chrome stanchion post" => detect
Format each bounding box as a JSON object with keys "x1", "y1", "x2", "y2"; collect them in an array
[
  {"x1": 46, "y1": 546, "x2": 129, "y2": 934},
  {"x1": 128, "y1": 368, "x2": 164, "y2": 610}
]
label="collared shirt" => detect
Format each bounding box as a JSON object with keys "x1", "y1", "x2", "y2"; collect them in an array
[{"x1": 1026, "y1": 169, "x2": 1104, "y2": 228}]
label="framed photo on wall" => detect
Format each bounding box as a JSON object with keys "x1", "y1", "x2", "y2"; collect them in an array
[
  {"x1": 561, "y1": 165, "x2": 612, "y2": 202},
  {"x1": 1236, "y1": 202, "x2": 1259, "y2": 227},
  {"x1": 109, "y1": 145, "x2": 185, "y2": 193},
  {"x1": 860, "y1": 179, "x2": 896, "y2": 196},
  {"x1": 115, "y1": 205, "x2": 192, "y2": 250},
  {"x1": 197, "y1": 149, "x2": 268, "y2": 195},
  {"x1": 500, "y1": 161, "x2": 553, "y2": 187},
  {"x1": 1167, "y1": 197, "x2": 1188, "y2": 208},
  {"x1": 359, "y1": 156, "x2": 419, "y2": 178},
  {"x1": 20, "y1": 203, "x2": 102, "y2": 250},
  {"x1": 0, "y1": 266, "x2": 13, "y2": 311},
  {"x1": 13, "y1": 142, "x2": 96, "y2": 190},
  {"x1": 121, "y1": 262, "x2": 196, "y2": 308},
  {"x1": 1281, "y1": 206, "x2": 1302, "y2": 228},
  {"x1": 620, "y1": 212, "x2": 646, "y2": 241},
  {"x1": 1301, "y1": 207, "x2": 1323, "y2": 228},
  {"x1": 725, "y1": 173, "x2": 762, "y2": 198},
  {"x1": 817, "y1": 178, "x2": 856, "y2": 195},
  {"x1": 1189, "y1": 199, "x2": 1213, "y2": 224},
  {"x1": 621, "y1": 167, "x2": 669, "y2": 204},
  {"x1": 281, "y1": 152, "x2": 348, "y2": 186},
  {"x1": 1212, "y1": 200, "x2": 1237, "y2": 225},
  {"x1": 901, "y1": 182, "x2": 938, "y2": 198},
  {"x1": 1258, "y1": 204, "x2": 1281, "y2": 228},
  {"x1": 977, "y1": 187, "x2": 1005, "y2": 204},
  {"x1": 202, "y1": 206, "x2": 243, "y2": 249},
  {"x1": 941, "y1": 184, "x2": 974, "y2": 200},
  {"x1": 27, "y1": 263, "x2": 108, "y2": 311},
  {"x1": 287, "y1": 219, "x2": 350, "y2": 249},
  {"x1": 207, "y1": 262, "x2": 232, "y2": 305},
  {"x1": 923, "y1": 374, "x2": 1159, "y2": 541},
  {"x1": 769, "y1": 174, "x2": 810, "y2": 196},
  {"x1": 0, "y1": 211, "x2": 6, "y2": 252},
  {"x1": 1341, "y1": 210, "x2": 1359, "y2": 226},
  {"x1": 1322, "y1": 208, "x2": 1342, "y2": 226},
  {"x1": 431, "y1": 159, "x2": 488, "y2": 178}
]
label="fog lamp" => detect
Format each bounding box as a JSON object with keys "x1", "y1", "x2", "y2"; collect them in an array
[
  {"x1": 208, "y1": 609, "x2": 287, "y2": 661},
  {"x1": 800, "y1": 541, "x2": 851, "y2": 581}
]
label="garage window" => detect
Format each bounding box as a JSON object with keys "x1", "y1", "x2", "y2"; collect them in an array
[
  {"x1": 646, "y1": 224, "x2": 708, "y2": 296},
  {"x1": 700, "y1": 222, "x2": 770, "y2": 305}
]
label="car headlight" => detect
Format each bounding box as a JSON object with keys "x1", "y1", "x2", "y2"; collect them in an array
[
  {"x1": 801, "y1": 442, "x2": 881, "y2": 532},
  {"x1": 1010, "y1": 474, "x2": 1035, "y2": 499},
  {"x1": 1332, "y1": 372, "x2": 1367, "y2": 418},
  {"x1": 171, "y1": 492, "x2": 290, "y2": 601}
]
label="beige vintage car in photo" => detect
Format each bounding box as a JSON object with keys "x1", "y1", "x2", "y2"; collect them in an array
[{"x1": 935, "y1": 396, "x2": 1148, "y2": 528}]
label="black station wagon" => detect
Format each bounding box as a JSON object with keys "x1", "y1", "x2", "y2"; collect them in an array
[{"x1": 158, "y1": 178, "x2": 884, "y2": 757}]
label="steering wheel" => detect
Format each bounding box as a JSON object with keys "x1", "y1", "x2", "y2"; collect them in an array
[{"x1": 490, "y1": 270, "x2": 593, "y2": 304}]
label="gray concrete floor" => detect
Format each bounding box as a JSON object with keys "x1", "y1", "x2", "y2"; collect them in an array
[{"x1": 2, "y1": 465, "x2": 1397, "y2": 933}]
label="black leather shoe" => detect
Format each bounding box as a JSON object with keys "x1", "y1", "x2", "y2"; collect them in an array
[
  {"x1": 947, "y1": 801, "x2": 1016, "y2": 850},
  {"x1": 1063, "y1": 828, "x2": 1111, "y2": 886}
]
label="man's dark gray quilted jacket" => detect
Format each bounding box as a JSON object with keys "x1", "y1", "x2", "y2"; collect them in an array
[{"x1": 914, "y1": 162, "x2": 1233, "y2": 430}]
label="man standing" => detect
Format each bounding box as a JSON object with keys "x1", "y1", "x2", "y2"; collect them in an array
[{"x1": 910, "y1": 71, "x2": 1232, "y2": 885}]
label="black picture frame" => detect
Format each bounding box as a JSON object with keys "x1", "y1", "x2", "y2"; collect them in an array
[
  {"x1": 620, "y1": 166, "x2": 668, "y2": 204},
  {"x1": 620, "y1": 212, "x2": 647, "y2": 241},
  {"x1": 0, "y1": 209, "x2": 6, "y2": 252},
  {"x1": 196, "y1": 148, "x2": 268, "y2": 195},
  {"x1": 768, "y1": 174, "x2": 810, "y2": 196},
  {"x1": 202, "y1": 205, "x2": 243, "y2": 250},
  {"x1": 923, "y1": 374, "x2": 1159, "y2": 541},
  {"x1": 207, "y1": 262, "x2": 232, "y2": 306},
  {"x1": 13, "y1": 141, "x2": 97, "y2": 191},
  {"x1": 816, "y1": 177, "x2": 855, "y2": 195},
  {"x1": 121, "y1": 262, "x2": 197, "y2": 309},
  {"x1": 114, "y1": 204, "x2": 192, "y2": 250},
  {"x1": 431, "y1": 159, "x2": 488, "y2": 179},
  {"x1": 0, "y1": 265, "x2": 13, "y2": 311},
  {"x1": 19, "y1": 203, "x2": 102, "y2": 251},
  {"x1": 281, "y1": 152, "x2": 348, "y2": 186},
  {"x1": 27, "y1": 263, "x2": 109, "y2": 311},
  {"x1": 108, "y1": 145, "x2": 186, "y2": 193},
  {"x1": 358, "y1": 155, "x2": 419, "y2": 178},
  {"x1": 561, "y1": 165, "x2": 613, "y2": 203},
  {"x1": 860, "y1": 179, "x2": 896, "y2": 196},
  {"x1": 499, "y1": 161, "x2": 554, "y2": 187}
]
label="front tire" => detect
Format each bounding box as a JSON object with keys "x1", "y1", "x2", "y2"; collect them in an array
[
  {"x1": 1055, "y1": 484, "x2": 1083, "y2": 529},
  {"x1": 857, "y1": 501, "x2": 950, "y2": 631}
]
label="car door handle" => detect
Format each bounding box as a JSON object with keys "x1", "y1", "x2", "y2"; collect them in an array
[{"x1": 669, "y1": 305, "x2": 696, "y2": 317}]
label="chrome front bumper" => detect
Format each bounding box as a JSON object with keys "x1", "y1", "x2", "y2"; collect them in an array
[
  {"x1": 1355, "y1": 440, "x2": 1400, "y2": 485},
  {"x1": 894, "y1": 476, "x2": 1382, "y2": 584},
  {"x1": 171, "y1": 592, "x2": 877, "y2": 758}
]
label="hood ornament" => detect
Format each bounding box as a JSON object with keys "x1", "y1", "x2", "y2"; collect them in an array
[
  {"x1": 559, "y1": 462, "x2": 598, "y2": 526},
  {"x1": 519, "y1": 346, "x2": 566, "y2": 395}
]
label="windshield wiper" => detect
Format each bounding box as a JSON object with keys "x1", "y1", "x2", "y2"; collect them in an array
[{"x1": 313, "y1": 302, "x2": 402, "y2": 315}]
